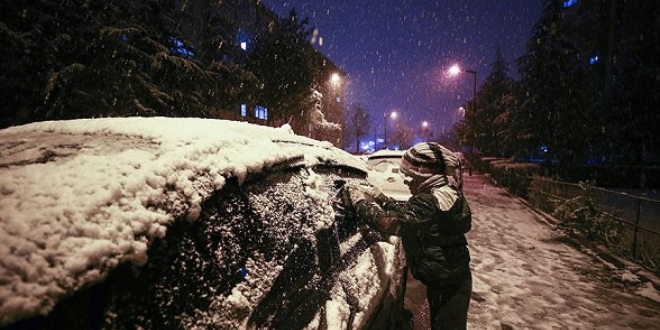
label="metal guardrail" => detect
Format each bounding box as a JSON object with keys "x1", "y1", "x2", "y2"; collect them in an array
[{"x1": 526, "y1": 176, "x2": 660, "y2": 273}]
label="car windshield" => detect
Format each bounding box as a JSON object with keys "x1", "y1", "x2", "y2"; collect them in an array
[{"x1": 366, "y1": 157, "x2": 401, "y2": 173}]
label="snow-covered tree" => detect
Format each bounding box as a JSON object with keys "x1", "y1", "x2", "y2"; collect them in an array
[{"x1": 309, "y1": 90, "x2": 340, "y2": 132}]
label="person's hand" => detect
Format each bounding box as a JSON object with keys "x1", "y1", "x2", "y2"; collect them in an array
[
  {"x1": 346, "y1": 185, "x2": 367, "y2": 206},
  {"x1": 363, "y1": 185, "x2": 382, "y2": 199}
]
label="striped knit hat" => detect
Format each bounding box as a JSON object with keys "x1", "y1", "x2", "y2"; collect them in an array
[{"x1": 400, "y1": 142, "x2": 460, "y2": 178}]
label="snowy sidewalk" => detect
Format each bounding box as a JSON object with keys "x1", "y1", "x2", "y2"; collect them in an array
[{"x1": 403, "y1": 174, "x2": 660, "y2": 330}]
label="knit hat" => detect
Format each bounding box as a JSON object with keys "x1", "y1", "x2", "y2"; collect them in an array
[{"x1": 400, "y1": 142, "x2": 460, "y2": 178}]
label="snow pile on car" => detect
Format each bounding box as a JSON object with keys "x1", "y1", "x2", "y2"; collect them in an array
[{"x1": 0, "y1": 117, "x2": 365, "y2": 326}]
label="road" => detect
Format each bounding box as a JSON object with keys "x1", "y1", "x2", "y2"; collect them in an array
[{"x1": 402, "y1": 174, "x2": 660, "y2": 329}]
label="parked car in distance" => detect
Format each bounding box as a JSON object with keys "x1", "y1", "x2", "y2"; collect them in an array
[
  {"x1": 0, "y1": 117, "x2": 406, "y2": 329},
  {"x1": 364, "y1": 149, "x2": 411, "y2": 203}
]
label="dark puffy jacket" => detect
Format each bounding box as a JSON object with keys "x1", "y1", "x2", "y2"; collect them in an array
[{"x1": 355, "y1": 184, "x2": 471, "y2": 286}]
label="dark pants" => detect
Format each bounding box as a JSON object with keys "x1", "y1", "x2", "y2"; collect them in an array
[{"x1": 426, "y1": 269, "x2": 472, "y2": 330}]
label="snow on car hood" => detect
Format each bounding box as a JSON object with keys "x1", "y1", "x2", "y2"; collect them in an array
[{"x1": 0, "y1": 117, "x2": 366, "y2": 325}]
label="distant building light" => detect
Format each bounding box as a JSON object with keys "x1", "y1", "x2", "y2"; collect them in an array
[
  {"x1": 562, "y1": 0, "x2": 578, "y2": 8},
  {"x1": 170, "y1": 36, "x2": 195, "y2": 58},
  {"x1": 237, "y1": 29, "x2": 250, "y2": 51},
  {"x1": 255, "y1": 105, "x2": 268, "y2": 120},
  {"x1": 589, "y1": 55, "x2": 599, "y2": 65}
]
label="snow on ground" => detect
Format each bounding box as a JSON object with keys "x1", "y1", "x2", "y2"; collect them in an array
[{"x1": 405, "y1": 174, "x2": 660, "y2": 330}]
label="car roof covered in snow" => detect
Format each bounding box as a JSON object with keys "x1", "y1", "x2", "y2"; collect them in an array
[{"x1": 0, "y1": 117, "x2": 366, "y2": 325}]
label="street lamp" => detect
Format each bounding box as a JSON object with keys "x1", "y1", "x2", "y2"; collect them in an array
[
  {"x1": 458, "y1": 107, "x2": 466, "y2": 120},
  {"x1": 421, "y1": 121, "x2": 430, "y2": 141},
  {"x1": 448, "y1": 64, "x2": 477, "y2": 115},
  {"x1": 448, "y1": 64, "x2": 477, "y2": 175},
  {"x1": 330, "y1": 73, "x2": 341, "y2": 88},
  {"x1": 383, "y1": 111, "x2": 397, "y2": 150}
]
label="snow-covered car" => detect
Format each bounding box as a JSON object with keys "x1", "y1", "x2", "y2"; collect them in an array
[
  {"x1": 364, "y1": 149, "x2": 411, "y2": 203},
  {"x1": 0, "y1": 117, "x2": 406, "y2": 329}
]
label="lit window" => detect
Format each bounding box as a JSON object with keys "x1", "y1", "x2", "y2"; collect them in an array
[
  {"x1": 170, "y1": 37, "x2": 195, "y2": 58},
  {"x1": 255, "y1": 105, "x2": 268, "y2": 120},
  {"x1": 562, "y1": 0, "x2": 578, "y2": 8},
  {"x1": 240, "y1": 104, "x2": 247, "y2": 117},
  {"x1": 236, "y1": 29, "x2": 250, "y2": 51},
  {"x1": 589, "y1": 55, "x2": 599, "y2": 65}
]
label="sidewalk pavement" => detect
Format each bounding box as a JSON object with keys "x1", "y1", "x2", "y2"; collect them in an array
[{"x1": 402, "y1": 173, "x2": 660, "y2": 330}]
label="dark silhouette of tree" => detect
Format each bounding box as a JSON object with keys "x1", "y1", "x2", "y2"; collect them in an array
[
  {"x1": 343, "y1": 103, "x2": 371, "y2": 153},
  {"x1": 515, "y1": 0, "x2": 597, "y2": 166},
  {"x1": 606, "y1": 1, "x2": 660, "y2": 165},
  {"x1": 474, "y1": 45, "x2": 515, "y2": 157},
  {"x1": 0, "y1": 0, "x2": 257, "y2": 128},
  {"x1": 247, "y1": 9, "x2": 319, "y2": 124},
  {"x1": 391, "y1": 123, "x2": 414, "y2": 150}
]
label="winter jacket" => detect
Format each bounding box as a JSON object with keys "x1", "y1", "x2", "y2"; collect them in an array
[{"x1": 354, "y1": 176, "x2": 471, "y2": 286}]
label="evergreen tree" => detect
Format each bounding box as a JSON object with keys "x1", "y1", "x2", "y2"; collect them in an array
[
  {"x1": 246, "y1": 9, "x2": 318, "y2": 124},
  {"x1": 515, "y1": 0, "x2": 597, "y2": 166},
  {"x1": 0, "y1": 0, "x2": 256, "y2": 128},
  {"x1": 0, "y1": 0, "x2": 87, "y2": 126},
  {"x1": 607, "y1": 1, "x2": 660, "y2": 165},
  {"x1": 475, "y1": 45, "x2": 515, "y2": 157},
  {"x1": 497, "y1": 81, "x2": 525, "y2": 158}
]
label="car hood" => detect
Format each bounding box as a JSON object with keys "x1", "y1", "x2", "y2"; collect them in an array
[{"x1": 0, "y1": 117, "x2": 366, "y2": 326}]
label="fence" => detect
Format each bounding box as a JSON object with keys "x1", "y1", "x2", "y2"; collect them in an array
[{"x1": 526, "y1": 176, "x2": 660, "y2": 273}]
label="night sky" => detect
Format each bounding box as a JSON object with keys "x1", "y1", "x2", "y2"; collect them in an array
[{"x1": 264, "y1": 0, "x2": 543, "y2": 140}]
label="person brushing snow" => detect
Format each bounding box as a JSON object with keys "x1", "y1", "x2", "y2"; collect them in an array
[{"x1": 346, "y1": 142, "x2": 472, "y2": 330}]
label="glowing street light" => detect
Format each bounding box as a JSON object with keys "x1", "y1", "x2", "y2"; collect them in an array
[
  {"x1": 448, "y1": 64, "x2": 477, "y2": 109},
  {"x1": 420, "y1": 121, "x2": 431, "y2": 141},
  {"x1": 330, "y1": 72, "x2": 341, "y2": 88},
  {"x1": 383, "y1": 111, "x2": 397, "y2": 150},
  {"x1": 448, "y1": 64, "x2": 477, "y2": 175}
]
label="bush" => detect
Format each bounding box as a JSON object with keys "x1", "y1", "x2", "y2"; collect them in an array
[
  {"x1": 488, "y1": 159, "x2": 539, "y2": 198},
  {"x1": 552, "y1": 182, "x2": 625, "y2": 247}
]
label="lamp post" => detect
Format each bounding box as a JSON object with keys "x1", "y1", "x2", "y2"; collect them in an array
[
  {"x1": 449, "y1": 64, "x2": 477, "y2": 175},
  {"x1": 383, "y1": 111, "x2": 397, "y2": 150}
]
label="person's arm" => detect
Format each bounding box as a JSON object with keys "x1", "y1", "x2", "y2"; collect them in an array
[
  {"x1": 354, "y1": 201, "x2": 400, "y2": 235},
  {"x1": 350, "y1": 190, "x2": 437, "y2": 235}
]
